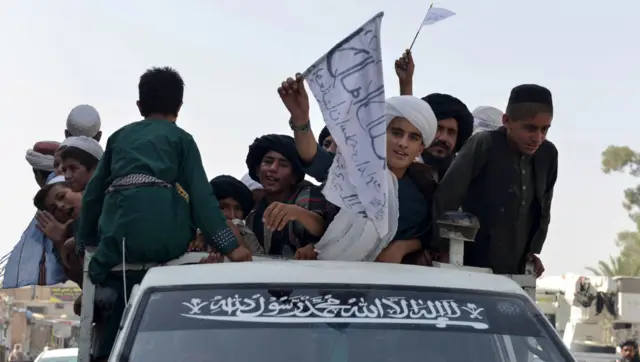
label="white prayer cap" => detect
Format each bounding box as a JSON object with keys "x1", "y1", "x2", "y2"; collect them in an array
[
  {"x1": 241, "y1": 173, "x2": 264, "y2": 191},
  {"x1": 64, "y1": 136, "x2": 104, "y2": 160},
  {"x1": 66, "y1": 105, "x2": 101, "y2": 138},
  {"x1": 46, "y1": 175, "x2": 66, "y2": 185},
  {"x1": 472, "y1": 106, "x2": 503, "y2": 134},
  {"x1": 385, "y1": 96, "x2": 438, "y2": 145}
]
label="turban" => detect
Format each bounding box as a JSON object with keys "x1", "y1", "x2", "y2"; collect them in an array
[
  {"x1": 26, "y1": 141, "x2": 60, "y2": 171},
  {"x1": 316, "y1": 95, "x2": 438, "y2": 262},
  {"x1": 318, "y1": 126, "x2": 331, "y2": 146},
  {"x1": 66, "y1": 104, "x2": 101, "y2": 138},
  {"x1": 62, "y1": 136, "x2": 104, "y2": 160},
  {"x1": 210, "y1": 175, "x2": 254, "y2": 217},
  {"x1": 472, "y1": 106, "x2": 504, "y2": 134},
  {"x1": 422, "y1": 93, "x2": 473, "y2": 152},
  {"x1": 245, "y1": 134, "x2": 304, "y2": 183}
]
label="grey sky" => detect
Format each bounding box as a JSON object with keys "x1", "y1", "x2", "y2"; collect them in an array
[{"x1": 1, "y1": 0, "x2": 638, "y2": 275}]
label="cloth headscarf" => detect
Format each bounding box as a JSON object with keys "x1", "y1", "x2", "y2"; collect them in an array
[
  {"x1": 472, "y1": 106, "x2": 504, "y2": 134},
  {"x1": 66, "y1": 104, "x2": 101, "y2": 138},
  {"x1": 245, "y1": 134, "x2": 304, "y2": 183},
  {"x1": 241, "y1": 172, "x2": 264, "y2": 191},
  {"x1": 318, "y1": 126, "x2": 331, "y2": 146},
  {"x1": 63, "y1": 136, "x2": 104, "y2": 160},
  {"x1": 422, "y1": 93, "x2": 473, "y2": 152},
  {"x1": 210, "y1": 175, "x2": 254, "y2": 217},
  {"x1": 25, "y1": 141, "x2": 60, "y2": 171},
  {"x1": 315, "y1": 95, "x2": 437, "y2": 261}
]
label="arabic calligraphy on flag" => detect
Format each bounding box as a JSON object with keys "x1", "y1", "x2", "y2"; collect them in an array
[{"x1": 303, "y1": 12, "x2": 389, "y2": 236}]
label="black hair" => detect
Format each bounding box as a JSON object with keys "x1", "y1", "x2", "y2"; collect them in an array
[
  {"x1": 59, "y1": 146, "x2": 99, "y2": 171},
  {"x1": 33, "y1": 181, "x2": 71, "y2": 211},
  {"x1": 32, "y1": 169, "x2": 52, "y2": 184},
  {"x1": 505, "y1": 102, "x2": 553, "y2": 122},
  {"x1": 621, "y1": 340, "x2": 638, "y2": 348},
  {"x1": 138, "y1": 66, "x2": 185, "y2": 118}
]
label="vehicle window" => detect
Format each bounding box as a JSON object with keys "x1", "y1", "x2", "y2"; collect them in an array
[{"x1": 125, "y1": 285, "x2": 572, "y2": 362}]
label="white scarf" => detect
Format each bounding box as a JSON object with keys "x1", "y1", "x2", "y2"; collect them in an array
[{"x1": 315, "y1": 96, "x2": 438, "y2": 261}]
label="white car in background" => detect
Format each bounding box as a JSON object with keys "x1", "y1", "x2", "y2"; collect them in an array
[{"x1": 34, "y1": 347, "x2": 78, "y2": 362}]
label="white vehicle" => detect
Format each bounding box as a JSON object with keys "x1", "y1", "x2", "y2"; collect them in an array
[
  {"x1": 78, "y1": 211, "x2": 571, "y2": 362},
  {"x1": 34, "y1": 347, "x2": 78, "y2": 362},
  {"x1": 100, "y1": 260, "x2": 569, "y2": 362}
]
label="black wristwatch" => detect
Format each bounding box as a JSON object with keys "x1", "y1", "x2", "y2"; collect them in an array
[{"x1": 289, "y1": 118, "x2": 311, "y2": 132}]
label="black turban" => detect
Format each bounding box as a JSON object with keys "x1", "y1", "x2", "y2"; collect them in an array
[
  {"x1": 508, "y1": 84, "x2": 553, "y2": 109},
  {"x1": 209, "y1": 175, "x2": 254, "y2": 217},
  {"x1": 245, "y1": 134, "x2": 304, "y2": 183},
  {"x1": 318, "y1": 126, "x2": 331, "y2": 146},
  {"x1": 422, "y1": 93, "x2": 473, "y2": 152}
]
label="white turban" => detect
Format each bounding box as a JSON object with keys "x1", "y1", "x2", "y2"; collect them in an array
[
  {"x1": 472, "y1": 106, "x2": 503, "y2": 134},
  {"x1": 66, "y1": 105, "x2": 101, "y2": 138},
  {"x1": 46, "y1": 175, "x2": 66, "y2": 185},
  {"x1": 25, "y1": 150, "x2": 55, "y2": 172},
  {"x1": 241, "y1": 172, "x2": 263, "y2": 191},
  {"x1": 316, "y1": 95, "x2": 438, "y2": 262},
  {"x1": 63, "y1": 136, "x2": 104, "y2": 160}
]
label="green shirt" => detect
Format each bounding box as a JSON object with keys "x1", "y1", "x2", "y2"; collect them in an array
[{"x1": 76, "y1": 119, "x2": 237, "y2": 283}]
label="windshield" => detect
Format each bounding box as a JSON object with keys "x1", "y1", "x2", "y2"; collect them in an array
[{"x1": 123, "y1": 285, "x2": 572, "y2": 362}]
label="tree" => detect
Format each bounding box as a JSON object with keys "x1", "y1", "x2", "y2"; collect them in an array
[{"x1": 586, "y1": 146, "x2": 640, "y2": 276}]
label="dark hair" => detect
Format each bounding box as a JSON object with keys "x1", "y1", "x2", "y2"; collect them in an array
[
  {"x1": 138, "y1": 66, "x2": 185, "y2": 118},
  {"x1": 33, "y1": 181, "x2": 71, "y2": 211},
  {"x1": 506, "y1": 102, "x2": 553, "y2": 122},
  {"x1": 32, "y1": 169, "x2": 52, "y2": 183},
  {"x1": 60, "y1": 146, "x2": 99, "y2": 171}
]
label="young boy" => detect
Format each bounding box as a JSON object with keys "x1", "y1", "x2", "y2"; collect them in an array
[
  {"x1": 76, "y1": 67, "x2": 251, "y2": 360},
  {"x1": 59, "y1": 136, "x2": 103, "y2": 192},
  {"x1": 434, "y1": 84, "x2": 557, "y2": 276}
]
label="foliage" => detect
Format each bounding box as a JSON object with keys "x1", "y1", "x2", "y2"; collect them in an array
[{"x1": 587, "y1": 146, "x2": 640, "y2": 276}]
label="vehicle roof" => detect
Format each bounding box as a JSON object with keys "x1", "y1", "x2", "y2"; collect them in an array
[
  {"x1": 138, "y1": 260, "x2": 527, "y2": 296},
  {"x1": 39, "y1": 347, "x2": 78, "y2": 357}
]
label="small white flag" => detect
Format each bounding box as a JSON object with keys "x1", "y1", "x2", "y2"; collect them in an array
[{"x1": 422, "y1": 6, "x2": 456, "y2": 26}]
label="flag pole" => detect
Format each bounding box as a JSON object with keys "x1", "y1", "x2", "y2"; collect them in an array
[{"x1": 409, "y1": 2, "x2": 434, "y2": 51}]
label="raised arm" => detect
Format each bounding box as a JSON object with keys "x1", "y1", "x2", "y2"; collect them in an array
[
  {"x1": 180, "y1": 134, "x2": 250, "y2": 260},
  {"x1": 432, "y1": 133, "x2": 491, "y2": 251},
  {"x1": 395, "y1": 49, "x2": 414, "y2": 96},
  {"x1": 76, "y1": 136, "x2": 112, "y2": 248}
]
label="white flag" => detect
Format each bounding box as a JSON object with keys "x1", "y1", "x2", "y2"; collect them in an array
[
  {"x1": 422, "y1": 6, "x2": 456, "y2": 26},
  {"x1": 303, "y1": 12, "x2": 389, "y2": 236}
]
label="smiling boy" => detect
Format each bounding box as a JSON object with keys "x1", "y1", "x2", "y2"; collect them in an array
[
  {"x1": 433, "y1": 84, "x2": 558, "y2": 277},
  {"x1": 59, "y1": 136, "x2": 104, "y2": 192}
]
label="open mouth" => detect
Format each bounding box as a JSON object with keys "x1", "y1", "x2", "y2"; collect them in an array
[
  {"x1": 67, "y1": 207, "x2": 75, "y2": 218},
  {"x1": 393, "y1": 150, "x2": 408, "y2": 157},
  {"x1": 263, "y1": 175, "x2": 279, "y2": 185}
]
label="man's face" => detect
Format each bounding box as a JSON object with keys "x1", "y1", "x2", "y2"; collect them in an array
[
  {"x1": 425, "y1": 118, "x2": 458, "y2": 158},
  {"x1": 258, "y1": 150, "x2": 295, "y2": 193},
  {"x1": 386, "y1": 117, "x2": 425, "y2": 171},
  {"x1": 43, "y1": 184, "x2": 82, "y2": 223},
  {"x1": 61, "y1": 158, "x2": 93, "y2": 192},
  {"x1": 622, "y1": 345, "x2": 636, "y2": 360},
  {"x1": 218, "y1": 197, "x2": 245, "y2": 220},
  {"x1": 322, "y1": 135, "x2": 337, "y2": 154},
  {"x1": 503, "y1": 113, "x2": 552, "y2": 155}
]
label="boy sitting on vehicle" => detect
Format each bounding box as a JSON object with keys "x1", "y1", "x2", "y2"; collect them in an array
[{"x1": 76, "y1": 66, "x2": 251, "y2": 360}]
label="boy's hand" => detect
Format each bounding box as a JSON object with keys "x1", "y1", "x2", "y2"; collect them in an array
[
  {"x1": 277, "y1": 73, "x2": 310, "y2": 125},
  {"x1": 263, "y1": 202, "x2": 303, "y2": 231},
  {"x1": 227, "y1": 245, "x2": 252, "y2": 262},
  {"x1": 394, "y1": 49, "x2": 415, "y2": 82},
  {"x1": 36, "y1": 211, "x2": 71, "y2": 245},
  {"x1": 294, "y1": 244, "x2": 317, "y2": 260}
]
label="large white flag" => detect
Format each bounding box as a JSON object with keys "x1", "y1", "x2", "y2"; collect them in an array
[
  {"x1": 422, "y1": 6, "x2": 456, "y2": 26},
  {"x1": 303, "y1": 12, "x2": 389, "y2": 237}
]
